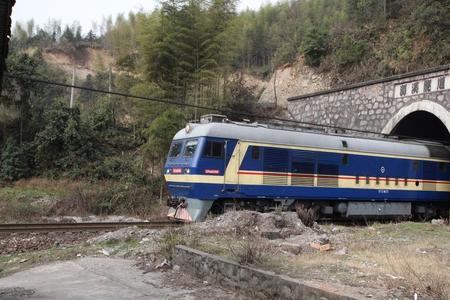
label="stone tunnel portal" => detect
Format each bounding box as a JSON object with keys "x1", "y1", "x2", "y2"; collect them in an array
[{"x1": 390, "y1": 111, "x2": 450, "y2": 141}]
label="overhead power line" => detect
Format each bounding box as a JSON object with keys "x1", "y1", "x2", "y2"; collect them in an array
[{"x1": 3, "y1": 72, "x2": 449, "y2": 145}]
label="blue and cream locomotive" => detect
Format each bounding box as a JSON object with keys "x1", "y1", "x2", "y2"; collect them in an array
[{"x1": 165, "y1": 115, "x2": 450, "y2": 221}]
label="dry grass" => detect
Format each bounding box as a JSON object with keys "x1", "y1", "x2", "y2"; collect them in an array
[
  {"x1": 386, "y1": 249, "x2": 450, "y2": 300},
  {"x1": 13, "y1": 178, "x2": 80, "y2": 195},
  {"x1": 280, "y1": 222, "x2": 450, "y2": 299},
  {"x1": 187, "y1": 221, "x2": 448, "y2": 298},
  {"x1": 295, "y1": 204, "x2": 316, "y2": 227},
  {"x1": 228, "y1": 234, "x2": 274, "y2": 265},
  {"x1": 0, "y1": 177, "x2": 168, "y2": 222}
]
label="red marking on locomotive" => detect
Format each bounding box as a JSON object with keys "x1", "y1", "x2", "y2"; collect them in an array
[
  {"x1": 172, "y1": 168, "x2": 183, "y2": 174},
  {"x1": 205, "y1": 169, "x2": 220, "y2": 175}
]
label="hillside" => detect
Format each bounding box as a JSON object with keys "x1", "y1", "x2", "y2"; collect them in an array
[
  {"x1": 3, "y1": 0, "x2": 450, "y2": 186},
  {"x1": 42, "y1": 47, "x2": 114, "y2": 79},
  {"x1": 39, "y1": 46, "x2": 330, "y2": 109},
  {"x1": 253, "y1": 57, "x2": 331, "y2": 108}
]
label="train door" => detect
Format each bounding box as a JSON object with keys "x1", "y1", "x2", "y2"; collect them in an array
[{"x1": 224, "y1": 140, "x2": 242, "y2": 190}]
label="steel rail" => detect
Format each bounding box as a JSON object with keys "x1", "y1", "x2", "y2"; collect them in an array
[{"x1": 0, "y1": 221, "x2": 182, "y2": 233}]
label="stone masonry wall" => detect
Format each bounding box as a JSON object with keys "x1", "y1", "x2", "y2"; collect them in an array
[
  {"x1": 287, "y1": 66, "x2": 450, "y2": 135},
  {"x1": 173, "y1": 245, "x2": 362, "y2": 300}
]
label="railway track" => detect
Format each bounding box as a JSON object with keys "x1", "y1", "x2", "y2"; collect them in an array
[{"x1": 0, "y1": 220, "x2": 182, "y2": 233}]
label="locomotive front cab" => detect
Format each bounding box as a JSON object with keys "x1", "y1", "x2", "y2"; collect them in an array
[{"x1": 164, "y1": 135, "x2": 227, "y2": 221}]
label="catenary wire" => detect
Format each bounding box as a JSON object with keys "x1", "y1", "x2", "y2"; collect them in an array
[{"x1": 4, "y1": 73, "x2": 449, "y2": 145}]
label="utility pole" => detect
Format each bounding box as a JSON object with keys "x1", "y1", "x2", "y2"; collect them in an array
[
  {"x1": 108, "y1": 64, "x2": 112, "y2": 98},
  {"x1": 108, "y1": 64, "x2": 115, "y2": 126},
  {"x1": 272, "y1": 57, "x2": 278, "y2": 108},
  {"x1": 70, "y1": 62, "x2": 75, "y2": 108}
]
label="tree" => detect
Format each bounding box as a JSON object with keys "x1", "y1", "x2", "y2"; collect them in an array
[
  {"x1": 144, "y1": 108, "x2": 185, "y2": 165},
  {"x1": 223, "y1": 76, "x2": 258, "y2": 121},
  {"x1": 85, "y1": 30, "x2": 96, "y2": 46},
  {"x1": 0, "y1": 140, "x2": 32, "y2": 181},
  {"x1": 33, "y1": 102, "x2": 98, "y2": 171},
  {"x1": 301, "y1": 26, "x2": 329, "y2": 67},
  {"x1": 75, "y1": 25, "x2": 82, "y2": 42},
  {"x1": 61, "y1": 25, "x2": 74, "y2": 43}
]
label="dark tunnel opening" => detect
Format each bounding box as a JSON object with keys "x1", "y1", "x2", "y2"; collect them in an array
[{"x1": 391, "y1": 111, "x2": 450, "y2": 142}]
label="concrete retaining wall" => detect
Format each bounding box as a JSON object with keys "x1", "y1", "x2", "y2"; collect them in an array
[{"x1": 173, "y1": 245, "x2": 363, "y2": 300}]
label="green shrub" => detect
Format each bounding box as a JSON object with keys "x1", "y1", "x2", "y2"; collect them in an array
[
  {"x1": 158, "y1": 231, "x2": 186, "y2": 261},
  {"x1": 334, "y1": 35, "x2": 367, "y2": 67},
  {"x1": 413, "y1": 1, "x2": 450, "y2": 41},
  {"x1": 34, "y1": 101, "x2": 100, "y2": 171},
  {"x1": 0, "y1": 141, "x2": 33, "y2": 182},
  {"x1": 301, "y1": 27, "x2": 329, "y2": 67}
]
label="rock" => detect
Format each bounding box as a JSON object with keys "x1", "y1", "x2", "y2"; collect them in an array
[
  {"x1": 99, "y1": 248, "x2": 112, "y2": 256},
  {"x1": 76, "y1": 253, "x2": 82, "y2": 257},
  {"x1": 415, "y1": 248, "x2": 427, "y2": 254},
  {"x1": 203, "y1": 281, "x2": 209, "y2": 285},
  {"x1": 335, "y1": 247, "x2": 347, "y2": 255},
  {"x1": 173, "y1": 265, "x2": 180, "y2": 272},
  {"x1": 314, "y1": 237, "x2": 330, "y2": 245},
  {"x1": 155, "y1": 259, "x2": 170, "y2": 270},
  {"x1": 331, "y1": 227, "x2": 340, "y2": 233},
  {"x1": 431, "y1": 219, "x2": 446, "y2": 225},
  {"x1": 140, "y1": 237, "x2": 150, "y2": 244},
  {"x1": 261, "y1": 231, "x2": 282, "y2": 240},
  {"x1": 312, "y1": 222, "x2": 321, "y2": 231},
  {"x1": 274, "y1": 215, "x2": 286, "y2": 228},
  {"x1": 310, "y1": 242, "x2": 331, "y2": 251},
  {"x1": 279, "y1": 242, "x2": 302, "y2": 255}
]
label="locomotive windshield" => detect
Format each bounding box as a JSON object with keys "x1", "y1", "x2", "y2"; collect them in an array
[
  {"x1": 183, "y1": 139, "x2": 198, "y2": 157},
  {"x1": 169, "y1": 141, "x2": 183, "y2": 157}
]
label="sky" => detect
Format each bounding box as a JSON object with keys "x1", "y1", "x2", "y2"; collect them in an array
[{"x1": 12, "y1": 0, "x2": 274, "y2": 34}]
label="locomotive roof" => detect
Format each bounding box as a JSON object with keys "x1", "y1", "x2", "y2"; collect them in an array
[{"x1": 173, "y1": 122, "x2": 450, "y2": 161}]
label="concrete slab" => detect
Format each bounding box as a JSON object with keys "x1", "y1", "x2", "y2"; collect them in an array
[{"x1": 0, "y1": 257, "x2": 244, "y2": 300}]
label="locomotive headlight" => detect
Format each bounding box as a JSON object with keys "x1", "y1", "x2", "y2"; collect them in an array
[
  {"x1": 185, "y1": 168, "x2": 190, "y2": 174},
  {"x1": 185, "y1": 123, "x2": 192, "y2": 133}
]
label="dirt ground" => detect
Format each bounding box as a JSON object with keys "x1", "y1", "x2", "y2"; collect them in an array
[
  {"x1": 0, "y1": 257, "x2": 249, "y2": 300},
  {"x1": 1, "y1": 211, "x2": 449, "y2": 300}
]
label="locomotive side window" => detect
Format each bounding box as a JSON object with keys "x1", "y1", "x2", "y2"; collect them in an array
[
  {"x1": 366, "y1": 176, "x2": 370, "y2": 184},
  {"x1": 183, "y1": 139, "x2": 198, "y2": 157},
  {"x1": 376, "y1": 177, "x2": 380, "y2": 185},
  {"x1": 169, "y1": 141, "x2": 183, "y2": 158},
  {"x1": 355, "y1": 175, "x2": 360, "y2": 184},
  {"x1": 252, "y1": 146, "x2": 260, "y2": 160},
  {"x1": 395, "y1": 178, "x2": 399, "y2": 186},
  {"x1": 203, "y1": 141, "x2": 224, "y2": 158},
  {"x1": 404, "y1": 178, "x2": 408, "y2": 186},
  {"x1": 386, "y1": 178, "x2": 390, "y2": 185}
]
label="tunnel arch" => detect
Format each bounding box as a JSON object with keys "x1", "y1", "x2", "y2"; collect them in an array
[{"x1": 382, "y1": 100, "x2": 450, "y2": 141}]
